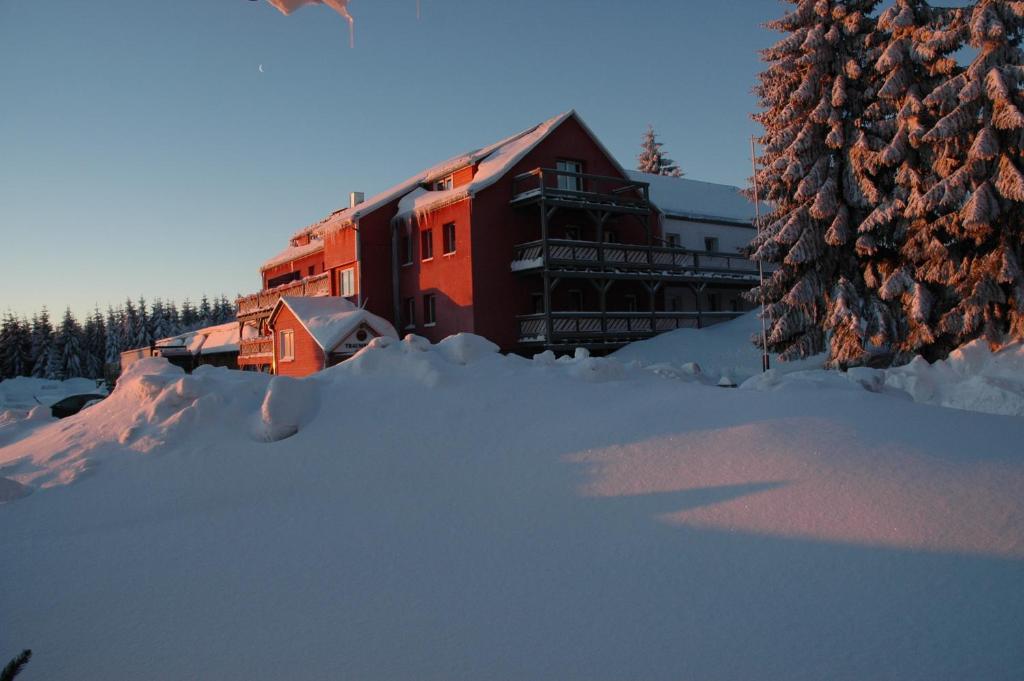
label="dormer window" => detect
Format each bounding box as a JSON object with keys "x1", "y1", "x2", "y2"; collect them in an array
[{"x1": 433, "y1": 174, "x2": 454, "y2": 191}]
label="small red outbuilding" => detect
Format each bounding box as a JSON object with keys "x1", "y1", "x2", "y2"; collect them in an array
[{"x1": 268, "y1": 296, "x2": 398, "y2": 377}]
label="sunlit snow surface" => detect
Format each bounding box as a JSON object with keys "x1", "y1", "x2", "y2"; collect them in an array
[{"x1": 1, "y1": 322, "x2": 1022, "y2": 680}]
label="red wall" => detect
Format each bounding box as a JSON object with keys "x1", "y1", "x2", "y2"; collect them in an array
[
  {"x1": 397, "y1": 199, "x2": 475, "y2": 343},
  {"x1": 262, "y1": 249, "x2": 326, "y2": 290},
  {"x1": 271, "y1": 305, "x2": 325, "y2": 377},
  {"x1": 469, "y1": 115, "x2": 662, "y2": 350}
]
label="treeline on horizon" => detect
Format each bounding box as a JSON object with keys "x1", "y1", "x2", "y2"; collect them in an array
[{"x1": 0, "y1": 295, "x2": 236, "y2": 383}]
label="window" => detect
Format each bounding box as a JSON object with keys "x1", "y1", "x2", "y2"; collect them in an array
[
  {"x1": 603, "y1": 230, "x2": 619, "y2": 243},
  {"x1": 401, "y1": 232, "x2": 413, "y2": 265},
  {"x1": 666, "y1": 233, "x2": 680, "y2": 248},
  {"x1": 624, "y1": 294, "x2": 638, "y2": 312},
  {"x1": 568, "y1": 289, "x2": 583, "y2": 312},
  {"x1": 308, "y1": 265, "x2": 315, "y2": 276},
  {"x1": 421, "y1": 229, "x2": 434, "y2": 260},
  {"x1": 443, "y1": 222, "x2": 456, "y2": 254},
  {"x1": 338, "y1": 268, "x2": 356, "y2": 297},
  {"x1": 668, "y1": 295, "x2": 682, "y2": 312},
  {"x1": 278, "y1": 329, "x2": 295, "y2": 362},
  {"x1": 404, "y1": 297, "x2": 416, "y2": 329},
  {"x1": 704, "y1": 236, "x2": 720, "y2": 252},
  {"x1": 707, "y1": 293, "x2": 721, "y2": 312},
  {"x1": 565, "y1": 226, "x2": 580, "y2": 240},
  {"x1": 433, "y1": 174, "x2": 453, "y2": 191},
  {"x1": 531, "y1": 293, "x2": 544, "y2": 314},
  {"x1": 423, "y1": 294, "x2": 437, "y2": 326},
  {"x1": 730, "y1": 298, "x2": 741, "y2": 312},
  {"x1": 556, "y1": 159, "x2": 583, "y2": 191}
]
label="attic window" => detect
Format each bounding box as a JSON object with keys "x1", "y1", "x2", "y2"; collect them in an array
[{"x1": 434, "y1": 174, "x2": 454, "y2": 191}]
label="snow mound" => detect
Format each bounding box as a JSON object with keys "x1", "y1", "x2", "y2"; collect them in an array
[
  {"x1": 255, "y1": 375, "x2": 320, "y2": 442},
  {"x1": 436, "y1": 333, "x2": 500, "y2": 365},
  {"x1": 883, "y1": 340, "x2": 1024, "y2": 416},
  {"x1": 613, "y1": 310, "x2": 824, "y2": 384}
]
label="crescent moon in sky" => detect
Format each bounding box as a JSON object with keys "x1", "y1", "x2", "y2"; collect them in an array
[{"x1": 258, "y1": 64, "x2": 264, "y2": 73}]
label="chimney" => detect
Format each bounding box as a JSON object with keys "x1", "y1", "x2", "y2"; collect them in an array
[{"x1": 350, "y1": 191, "x2": 365, "y2": 209}]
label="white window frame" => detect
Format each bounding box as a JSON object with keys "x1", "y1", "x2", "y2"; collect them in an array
[
  {"x1": 434, "y1": 174, "x2": 454, "y2": 191},
  {"x1": 423, "y1": 294, "x2": 437, "y2": 327},
  {"x1": 338, "y1": 268, "x2": 356, "y2": 297},
  {"x1": 278, "y1": 329, "x2": 295, "y2": 362}
]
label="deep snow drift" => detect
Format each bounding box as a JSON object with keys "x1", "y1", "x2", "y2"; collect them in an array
[{"x1": 1, "y1": 322, "x2": 1022, "y2": 680}]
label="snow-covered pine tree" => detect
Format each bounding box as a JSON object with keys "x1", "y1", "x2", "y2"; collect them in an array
[
  {"x1": 637, "y1": 125, "x2": 684, "y2": 176},
  {"x1": 135, "y1": 297, "x2": 152, "y2": 349},
  {"x1": 82, "y1": 308, "x2": 107, "y2": 379},
  {"x1": 854, "y1": 0, "x2": 966, "y2": 359},
  {"x1": 105, "y1": 306, "x2": 123, "y2": 367},
  {"x1": 0, "y1": 312, "x2": 18, "y2": 379},
  {"x1": 6, "y1": 315, "x2": 32, "y2": 378},
  {"x1": 166, "y1": 301, "x2": 182, "y2": 335},
  {"x1": 198, "y1": 294, "x2": 212, "y2": 327},
  {"x1": 150, "y1": 298, "x2": 173, "y2": 342},
  {"x1": 180, "y1": 299, "x2": 197, "y2": 330},
  {"x1": 30, "y1": 308, "x2": 54, "y2": 378},
  {"x1": 905, "y1": 0, "x2": 1024, "y2": 353},
  {"x1": 56, "y1": 307, "x2": 84, "y2": 379},
  {"x1": 122, "y1": 298, "x2": 140, "y2": 351},
  {"x1": 751, "y1": 0, "x2": 881, "y2": 363}
]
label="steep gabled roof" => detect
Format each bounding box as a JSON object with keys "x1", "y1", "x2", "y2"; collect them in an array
[
  {"x1": 271, "y1": 297, "x2": 398, "y2": 353},
  {"x1": 291, "y1": 110, "x2": 627, "y2": 239}
]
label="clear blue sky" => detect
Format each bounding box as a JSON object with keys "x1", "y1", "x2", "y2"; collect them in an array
[{"x1": 0, "y1": 0, "x2": 783, "y2": 319}]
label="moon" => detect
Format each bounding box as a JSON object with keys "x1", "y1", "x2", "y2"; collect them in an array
[{"x1": 258, "y1": 64, "x2": 264, "y2": 73}]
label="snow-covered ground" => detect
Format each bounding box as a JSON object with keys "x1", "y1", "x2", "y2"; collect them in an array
[
  {"x1": 0, "y1": 376, "x2": 107, "y2": 455},
  {"x1": 1, "y1": 321, "x2": 1022, "y2": 680}
]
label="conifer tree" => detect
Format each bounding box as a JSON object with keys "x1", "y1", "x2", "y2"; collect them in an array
[
  {"x1": 198, "y1": 294, "x2": 212, "y2": 326},
  {"x1": 135, "y1": 297, "x2": 152, "y2": 348},
  {"x1": 903, "y1": 0, "x2": 1024, "y2": 353},
  {"x1": 56, "y1": 307, "x2": 84, "y2": 379},
  {"x1": 180, "y1": 299, "x2": 197, "y2": 330},
  {"x1": 637, "y1": 125, "x2": 684, "y2": 176},
  {"x1": 30, "y1": 308, "x2": 53, "y2": 379},
  {"x1": 751, "y1": 0, "x2": 881, "y2": 363},
  {"x1": 105, "y1": 306, "x2": 123, "y2": 366},
  {"x1": 853, "y1": 0, "x2": 966, "y2": 359}
]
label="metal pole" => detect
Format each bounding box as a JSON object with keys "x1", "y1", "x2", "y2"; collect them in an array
[{"x1": 750, "y1": 135, "x2": 770, "y2": 372}]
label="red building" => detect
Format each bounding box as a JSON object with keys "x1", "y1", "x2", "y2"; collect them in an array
[{"x1": 237, "y1": 111, "x2": 761, "y2": 374}]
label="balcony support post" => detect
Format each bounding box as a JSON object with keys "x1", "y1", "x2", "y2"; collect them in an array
[{"x1": 540, "y1": 195, "x2": 554, "y2": 346}]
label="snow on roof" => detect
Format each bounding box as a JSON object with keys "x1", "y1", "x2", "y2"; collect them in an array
[
  {"x1": 261, "y1": 238, "x2": 325, "y2": 273},
  {"x1": 292, "y1": 111, "x2": 576, "y2": 240},
  {"x1": 627, "y1": 171, "x2": 758, "y2": 225},
  {"x1": 154, "y1": 322, "x2": 245, "y2": 356},
  {"x1": 275, "y1": 297, "x2": 398, "y2": 353}
]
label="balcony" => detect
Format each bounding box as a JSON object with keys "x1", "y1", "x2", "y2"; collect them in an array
[
  {"x1": 511, "y1": 239, "x2": 761, "y2": 282},
  {"x1": 511, "y1": 168, "x2": 651, "y2": 214},
  {"x1": 517, "y1": 310, "x2": 745, "y2": 347},
  {"x1": 236, "y1": 272, "x2": 331, "y2": 321},
  {"x1": 238, "y1": 335, "x2": 274, "y2": 360}
]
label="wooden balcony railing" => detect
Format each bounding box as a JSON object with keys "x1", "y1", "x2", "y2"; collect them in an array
[
  {"x1": 511, "y1": 239, "x2": 761, "y2": 278},
  {"x1": 511, "y1": 168, "x2": 650, "y2": 212},
  {"x1": 239, "y1": 335, "x2": 274, "y2": 358},
  {"x1": 236, "y1": 272, "x2": 331, "y2": 320},
  {"x1": 517, "y1": 310, "x2": 745, "y2": 344}
]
